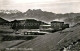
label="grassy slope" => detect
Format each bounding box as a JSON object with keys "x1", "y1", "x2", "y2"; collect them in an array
[{"x1": 11, "y1": 24, "x2": 80, "y2": 51}]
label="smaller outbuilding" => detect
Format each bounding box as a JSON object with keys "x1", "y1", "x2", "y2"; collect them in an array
[{"x1": 51, "y1": 21, "x2": 64, "y2": 30}]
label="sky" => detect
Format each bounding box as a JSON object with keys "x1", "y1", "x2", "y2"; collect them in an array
[{"x1": 0, "y1": 0, "x2": 80, "y2": 13}]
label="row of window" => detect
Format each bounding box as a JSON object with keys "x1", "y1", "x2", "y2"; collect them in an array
[{"x1": 3, "y1": 23, "x2": 40, "y2": 26}]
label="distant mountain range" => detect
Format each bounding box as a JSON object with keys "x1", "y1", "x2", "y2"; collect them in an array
[
  {"x1": 0, "y1": 9, "x2": 80, "y2": 25},
  {"x1": 0, "y1": 10, "x2": 21, "y2": 14}
]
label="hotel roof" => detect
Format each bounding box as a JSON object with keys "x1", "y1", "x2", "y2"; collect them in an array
[{"x1": 51, "y1": 21, "x2": 64, "y2": 23}]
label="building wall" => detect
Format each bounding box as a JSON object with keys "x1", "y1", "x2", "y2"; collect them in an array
[
  {"x1": 2, "y1": 19, "x2": 41, "y2": 29},
  {"x1": 25, "y1": 21, "x2": 40, "y2": 29},
  {"x1": 63, "y1": 24, "x2": 69, "y2": 29},
  {"x1": 51, "y1": 21, "x2": 64, "y2": 30},
  {"x1": 24, "y1": 19, "x2": 48, "y2": 29},
  {"x1": 40, "y1": 25, "x2": 51, "y2": 30}
]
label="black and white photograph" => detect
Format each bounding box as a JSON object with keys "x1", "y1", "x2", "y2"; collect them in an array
[{"x1": 0, "y1": 0, "x2": 80, "y2": 51}]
